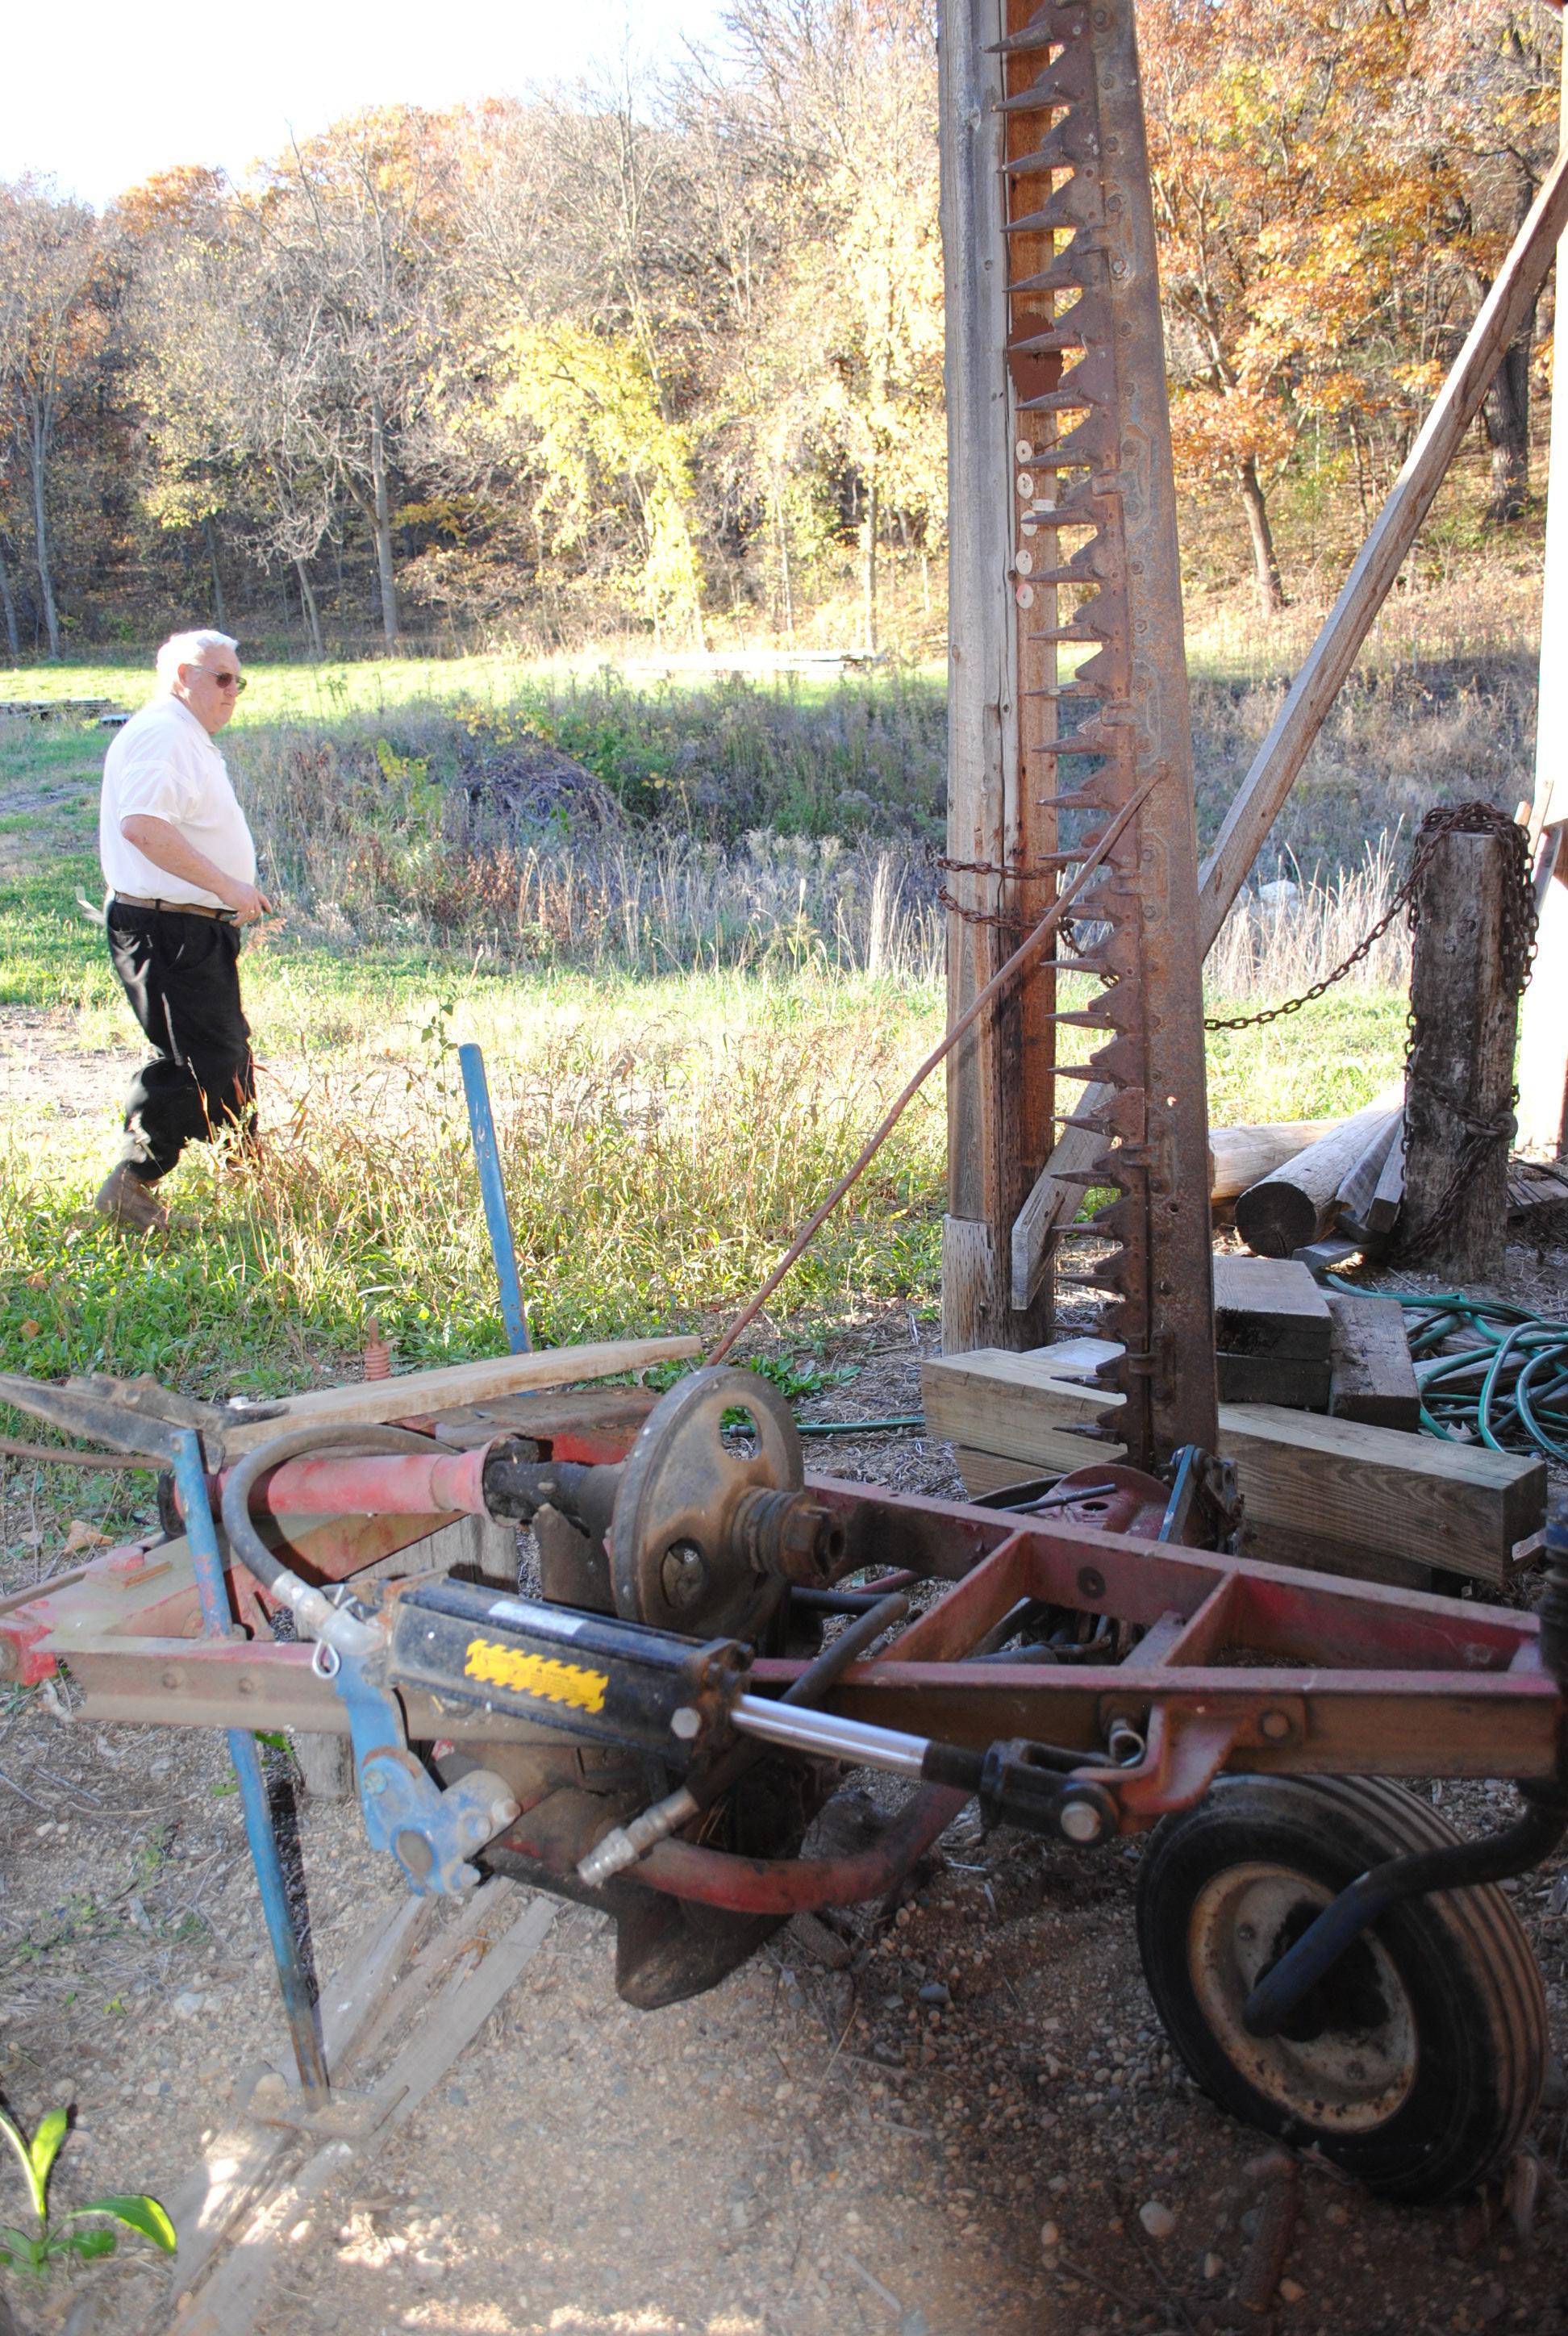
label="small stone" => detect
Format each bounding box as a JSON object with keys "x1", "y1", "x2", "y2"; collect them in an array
[
  {"x1": 1039, "y1": 2219, "x2": 1061, "y2": 2253},
  {"x1": 1139, "y1": 2200, "x2": 1178, "y2": 2241},
  {"x1": 173, "y1": 1991, "x2": 204, "y2": 2018},
  {"x1": 917, "y1": 1982, "x2": 952, "y2": 2009},
  {"x1": 1278, "y1": 2277, "x2": 1306, "y2": 2304},
  {"x1": 1203, "y1": 2253, "x2": 1224, "y2": 2280}
]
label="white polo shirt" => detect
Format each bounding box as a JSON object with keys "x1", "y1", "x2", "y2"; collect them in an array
[{"x1": 98, "y1": 695, "x2": 257, "y2": 911}]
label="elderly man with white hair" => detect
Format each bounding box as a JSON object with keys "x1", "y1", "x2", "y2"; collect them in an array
[{"x1": 95, "y1": 628, "x2": 272, "y2": 1231}]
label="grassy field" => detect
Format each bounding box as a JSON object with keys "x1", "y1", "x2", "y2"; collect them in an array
[{"x1": 0, "y1": 645, "x2": 1464, "y2": 1447}]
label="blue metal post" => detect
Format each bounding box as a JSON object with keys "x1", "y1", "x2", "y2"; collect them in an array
[
  {"x1": 458, "y1": 1041, "x2": 531, "y2": 1353},
  {"x1": 171, "y1": 1430, "x2": 329, "y2": 2099}
]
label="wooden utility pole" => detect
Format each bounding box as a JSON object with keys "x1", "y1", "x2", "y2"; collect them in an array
[
  {"x1": 938, "y1": 0, "x2": 1057, "y2": 1353},
  {"x1": 1402, "y1": 830, "x2": 1524, "y2": 1279},
  {"x1": 1518, "y1": 39, "x2": 1568, "y2": 1160}
]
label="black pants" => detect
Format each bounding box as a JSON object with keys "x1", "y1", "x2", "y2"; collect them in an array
[{"x1": 106, "y1": 903, "x2": 256, "y2": 1182}]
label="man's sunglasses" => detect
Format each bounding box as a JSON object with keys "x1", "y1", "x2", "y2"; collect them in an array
[{"x1": 190, "y1": 667, "x2": 247, "y2": 692}]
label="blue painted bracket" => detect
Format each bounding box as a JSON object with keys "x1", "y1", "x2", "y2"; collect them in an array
[
  {"x1": 169, "y1": 1429, "x2": 329, "y2": 2100},
  {"x1": 458, "y1": 1041, "x2": 531, "y2": 1354},
  {"x1": 328, "y1": 1646, "x2": 519, "y2": 1896}
]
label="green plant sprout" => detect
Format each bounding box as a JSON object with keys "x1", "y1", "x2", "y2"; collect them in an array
[{"x1": 0, "y1": 2103, "x2": 175, "y2": 2282}]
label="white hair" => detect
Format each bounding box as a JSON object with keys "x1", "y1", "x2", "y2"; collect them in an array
[{"x1": 155, "y1": 629, "x2": 240, "y2": 692}]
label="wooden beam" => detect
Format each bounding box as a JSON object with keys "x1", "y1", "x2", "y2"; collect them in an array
[
  {"x1": 933, "y1": 1351, "x2": 1545, "y2": 1583},
  {"x1": 1013, "y1": 140, "x2": 1568, "y2": 1306},
  {"x1": 219, "y1": 1334, "x2": 701, "y2": 1456},
  {"x1": 939, "y1": 0, "x2": 1057, "y2": 1354},
  {"x1": 1327, "y1": 1293, "x2": 1420, "y2": 1433}
]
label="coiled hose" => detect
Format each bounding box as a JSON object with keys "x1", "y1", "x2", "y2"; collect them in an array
[{"x1": 1328, "y1": 1280, "x2": 1568, "y2": 1462}]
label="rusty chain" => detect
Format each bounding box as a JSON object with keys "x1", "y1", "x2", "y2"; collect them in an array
[{"x1": 1203, "y1": 800, "x2": 1537, "y2": 1035}]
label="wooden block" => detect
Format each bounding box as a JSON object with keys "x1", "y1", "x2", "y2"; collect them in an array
[
  {"x1": 1327, "y1": 1294, "x2": 1420, "y2": 1433},
  {"x1": 1245, "y1": 1521, "x2": 1434, "y2": 1593},
  {"x1": 921, "y1": 1345, "x2": 1125, "y2": 1475},
  {"x1": 936, "y1": 1351, "x2": 1545, "y2": 1585},
  {"x1": 1216, "y1": 1352, "x2": 1332, "y2": 1409},
  {"x1": 953, "y1": 1446, "x2": 1068, "y2": 1499},
  {"x1": 1211, "y1": 1255, "x2": 1332, "y2": 1361},
  {"x1": 1216, "y1": 1402, "x2": 1545, "y2": 1583}
]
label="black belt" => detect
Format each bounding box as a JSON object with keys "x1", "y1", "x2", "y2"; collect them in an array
[{"x1": 113, "y1": 893, "x2": 237, "y2": 923}]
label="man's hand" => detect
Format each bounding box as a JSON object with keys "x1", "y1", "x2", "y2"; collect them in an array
[
  {"x1": 218, "y1": 878, "x2": 273, "y2": 924},
  {"x1": 119, "y1": 816, "x2": 273, "y2": 921}
]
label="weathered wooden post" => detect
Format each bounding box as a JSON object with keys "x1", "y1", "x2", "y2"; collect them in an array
[
  {"x1": 937, "y1": 0, "x2": 1058, "y2": 1355},
  {"x1": 1402, "y1": 824, "x2": 1530, "y2": 1279}
]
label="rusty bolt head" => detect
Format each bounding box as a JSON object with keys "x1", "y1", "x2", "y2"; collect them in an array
[
  {"x1": 661, "y1": 1541, "x2": 709, "y2": 1611},
  {"x1": 1258, "y1": 1708, "x2": 1292, "y2": 1743}
]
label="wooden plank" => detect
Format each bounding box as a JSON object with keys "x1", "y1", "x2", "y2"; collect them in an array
[
  {"x1": 1327, "y1": 1294, "x2": 1421, "y2": 1433},
  {"x1": 936, "y1": 1353, "x2": 1544, "y2": 1583},
  {"x1": 166, "y1": 1889, "x2": 554, "y2": 2336},
  {"x1": 921, "y1": 1346, "x2": 1126, "y2": 1471},
  {"x1": 1211, "y1": 1256, "x2": 1332, "y2": 1362},
  {"x1": 219, "y1": 1335, "x2": 700, "y2": 1456},
  {"x1": 1216, "y1": 1354, "x2": 1332, "y2": 1409},
  {"x1": 1014, "y1": 143, "x2": 1568, "y2": 1304},
  {"x1": 953, "y1": 1445, "x2": 1054, "y2": 1500},
  {"x1": 1217, "y1": 1404, "x2": 1545, "y2": 1582},
  {"x1": 428, "y1": 1386, "x2": 660, "y2": 1449},
  {"x1": 1248, "y1": 1523, "x2": 1433, "y2": 1594},
  {"x1": 155, "y1": 1894, "x2": 439, "y2": 2310}
]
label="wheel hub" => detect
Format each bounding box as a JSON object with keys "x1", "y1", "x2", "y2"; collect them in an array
[{"x1": 1189, "y1": 1863, "x2": 1418, "y2": 2131}]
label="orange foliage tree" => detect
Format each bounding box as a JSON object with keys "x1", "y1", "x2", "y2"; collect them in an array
[{"x1": 1139, "y1": 0, "x2": 1487, "y2": 611}]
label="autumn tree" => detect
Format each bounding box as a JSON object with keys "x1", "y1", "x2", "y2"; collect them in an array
[
  {"x1": 1140, "y1": 0, "x2": 1473, "y2": 611},
  {"x1": 0, "y1": 181, "x2": 102, "y2": 657},
  {"x1": 246, "y1": 111, "x2": 455, "y2": 646}
]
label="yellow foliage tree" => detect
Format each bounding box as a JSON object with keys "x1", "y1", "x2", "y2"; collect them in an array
[{"x1": 486, "y1": 322, "x2": 705, "y2": 645}]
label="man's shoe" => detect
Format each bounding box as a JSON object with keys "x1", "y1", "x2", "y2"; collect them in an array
[{"x1": 94, "y1": 1165, "x2": 169, "y2": 1232}]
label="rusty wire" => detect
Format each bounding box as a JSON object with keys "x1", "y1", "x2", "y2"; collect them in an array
[{"x1": 707, "y1": 775, "x2": 1163, "y2": 1364}]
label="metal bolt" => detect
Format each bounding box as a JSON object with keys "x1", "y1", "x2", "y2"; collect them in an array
[
  {"x1": 661, "y1": 1541, "x2": 708, "y2": 1611},
  {"x1": 1258, "y1": 1709, "x2": 1291, "y2": 1742},
  {"x1": 1059, "y1": 1800, "x2": 1104, "y2": 1845},
  {"x1": 363, "y1": 1771, "x2": 387, "y2": 1796},
  {"x1": 670, "y1": 1706, "x2": 701, "y2": 1741},
  {"x1": 1078, "y1": 1566, "x2": 1106, "y2": 1601}
]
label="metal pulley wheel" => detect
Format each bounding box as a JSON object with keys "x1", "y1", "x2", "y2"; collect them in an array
[{"x1": 608, "y1": 1366, "x2": 806, "y2": 1638}]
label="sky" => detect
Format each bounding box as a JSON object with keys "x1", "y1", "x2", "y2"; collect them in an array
[{"x1": 2, "y1": 0, "x2": 730, "y2": 210}]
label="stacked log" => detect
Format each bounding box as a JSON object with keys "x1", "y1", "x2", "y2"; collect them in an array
[{"x1": 1232, "y1": 1085, "x2": 1405, "y2": 1258}]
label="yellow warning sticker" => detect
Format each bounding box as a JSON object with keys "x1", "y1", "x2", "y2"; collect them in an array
[{"x1": 463, "y1": 1637, "x2": 608, "y2": 1714}]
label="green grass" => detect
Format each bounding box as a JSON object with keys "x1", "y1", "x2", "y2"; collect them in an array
[{"x1": 0, "y1": 650, "x2": 1414, "y2": 1428}]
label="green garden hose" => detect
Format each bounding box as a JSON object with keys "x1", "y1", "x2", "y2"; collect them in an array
[{"x1": 1327, "y1": 1280, "x2": 1568, "y2": 1462}]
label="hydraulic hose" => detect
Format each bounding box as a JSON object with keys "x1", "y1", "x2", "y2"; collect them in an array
[
  {"x1": 1328, "y1": 1281, "x2": 1568, "y2": 1462},
  {"x1": 215, "y1": 1423, "x2": 436, "y2": 1657}
]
